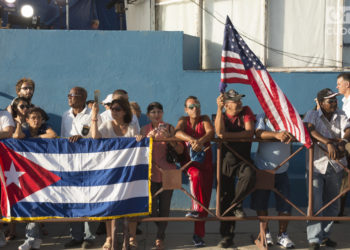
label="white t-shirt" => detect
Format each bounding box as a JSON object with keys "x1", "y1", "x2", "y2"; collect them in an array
[
  {"x1": 100, "y1": 109, "x2": 140, "y2": 134},
  {"x1": 60, "y1": 106, "x2": 101, "y2": 137},
  {"x1": 98, "y1": 120, "x2": 138, "y2": 138},
  {"x1": 342, "y1": 96, "x2": 350, "y2": 118},
  {"x1": 0, "y1": 110, "x2": 15, "y2": 131}
]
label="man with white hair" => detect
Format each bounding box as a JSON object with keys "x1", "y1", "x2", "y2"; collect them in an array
[{"x1": 336, "y1": 73, "x2": 350, "y2": 218}]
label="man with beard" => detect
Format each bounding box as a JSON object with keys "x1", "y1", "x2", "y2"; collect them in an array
[{"x1": 7, "y1": 78, "x2": 35, "y2": 114}]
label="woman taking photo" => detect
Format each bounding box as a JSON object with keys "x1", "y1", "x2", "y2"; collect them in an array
[
  {"x1": 141, "y1": 102, "x2": 183, "y2": 250},
  {"x1": 15, "y1": 107, "x2": 57, "y2": 250},
  {"x1": 91, "y1": 98, "x2": 140, "y2": 250},
  {"x1": 174, "y1": 96, "x2": 214, "y2": 248}
]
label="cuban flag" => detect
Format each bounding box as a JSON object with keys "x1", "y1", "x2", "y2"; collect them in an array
[{"x1": 0, "y1": 138, "x2": 152, "y2": 221}]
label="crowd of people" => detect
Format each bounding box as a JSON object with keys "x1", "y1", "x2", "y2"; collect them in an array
[{"x1": 0, "y1": 74, "x2": 350, "y2": 250}]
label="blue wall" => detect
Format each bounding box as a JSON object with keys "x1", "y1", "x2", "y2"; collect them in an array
[{"x1": 0, "y1": 29, "x2": 343, "y2": 208}]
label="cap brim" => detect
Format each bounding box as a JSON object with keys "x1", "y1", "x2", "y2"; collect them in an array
[
  {"x1": 225, "y1": 94, "x2": 245, "y2": 102},
  {"x1": 324, "y1": 93, "x2": 340, "y2": 99}
]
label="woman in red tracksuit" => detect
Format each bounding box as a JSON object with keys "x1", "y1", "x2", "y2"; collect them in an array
[{"x1": 175, "y1": 96, "x2": 214, "y2": 247}]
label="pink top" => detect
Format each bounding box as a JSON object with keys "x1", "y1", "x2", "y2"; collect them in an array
[{"x1": 143, "y1": 123, "x2": 177, "y2": 183}]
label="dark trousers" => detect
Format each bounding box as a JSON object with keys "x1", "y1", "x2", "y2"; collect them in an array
[
  {"x1": 151, "y1": 181, "x2": 173, "y2": 240},
  {"x1": 219, "y1": 151, "x2": 256, "y2": 238}
]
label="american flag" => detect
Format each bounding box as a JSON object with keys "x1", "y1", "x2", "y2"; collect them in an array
[{"x1": 220, "y1": 16, "x2": 312, "y2": 148}]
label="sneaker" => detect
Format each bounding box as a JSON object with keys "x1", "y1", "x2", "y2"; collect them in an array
[
  {"x1": 18, "y1": 238, "x2": 41, "y2": 250},
  {"x1": 0, "y1": 232, "x2": 6, "y2": 247},
  {"x1": 18, "y1": 239, "x2": 31, "y2": 250},
  {"x1": 217, "y1": 237, "x2": 234, "y2": 248},
  {"x1": 186, "y1": 211, "x2": 199, "y2": 218},
  {"x1": 265, "y1": 231, "x2": 274, "y2": 246},
  {"x1": 321, "y1": 238, "x2": 337, "y2": 247},
  {"x1": 277, "y1": 233, "x2": 295, "y2": 248},
  {"x1": 64, "y1": 239, "x2": 83, "y2": 249},
  {"x1": 233, "y1": 208, "x2": 246, "y2": 218},
  {"x1": 192, "y1": 234, "x2": 205, "y2": 247},
  {"x1": 308, "y1": 242, "x2": 320, "y2": 250}
]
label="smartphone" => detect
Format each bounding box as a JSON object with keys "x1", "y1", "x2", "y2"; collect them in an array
[
  {"x1": 158, "y1": 123, "x2": 166, "y2": 129},
  {"x1": 94, "y1": 90, "x2": 100, "y2": 103}
]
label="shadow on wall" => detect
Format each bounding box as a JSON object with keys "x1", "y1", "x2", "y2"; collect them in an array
[
  {"x1": 183, "y1": 35, "x2": 200, "y2": 70},
  {"x1": 202, "y1": 39, "x2": 223, "y2": 70},
  {"x1": 47, "y1": 113, "x2": 62, "y2": 136}
]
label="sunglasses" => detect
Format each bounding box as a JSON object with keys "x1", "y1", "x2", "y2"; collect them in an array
[
  {"x1": 19, "y1": 104, "x2": 30, "y2": 110},
  {"x1": 21, "y1": 87, "x2": 33, "y2": 91},
  {"x1": 187, "y1": 103, "x2": 201, "y2": 109},
  {"x1": 325, "y1": 99, "x2": 337, "y2": 104},
  {"x1": 111, "y1": 107, "x2": 123, "y2": 112},
  {"x1": 67, "y1": 94, "x2": 81, "y2": 98}
]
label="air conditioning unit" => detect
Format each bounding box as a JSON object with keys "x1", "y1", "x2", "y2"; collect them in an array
[{"x1": 127, "y1": 0, "x2": 145, "y2": 5}]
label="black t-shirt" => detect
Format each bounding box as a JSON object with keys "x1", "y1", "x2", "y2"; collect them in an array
[{"x1": 223, "y1": 106, "x2": 255, "y2": 160}]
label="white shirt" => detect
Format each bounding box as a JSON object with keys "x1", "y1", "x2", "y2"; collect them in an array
[
  {"x1": 60, "y1": 106, "x2": 101, "y2": 137},
  {"x1": 0, "y1": 110, "x2": 15, "y2": 131},
  {"x1": 303, "y1": 108, "x2": 350, "y2": 174},
  {"x1": 342, "y1": 96, "x2": 350, "y2": 118},
  {"x1": 101, "y1": 110, "x2": 111, "y2": 123},
  {"x1": 98, "y1": 121, "x2": 138, "y2": 138},
  {"x1": 100, "y1": 109, "x2": 140, "y2": 134},
  {"x1": 254, "y1": 114, "x2": 290, "y2": 174}
]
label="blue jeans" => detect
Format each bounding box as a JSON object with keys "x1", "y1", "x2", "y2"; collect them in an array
[
  {"x1": 70, "y1": 222, "x2": 95, "y2": 241},
  {"x1": 306, "y1": 164, "x2": 342, "y2": 244}
]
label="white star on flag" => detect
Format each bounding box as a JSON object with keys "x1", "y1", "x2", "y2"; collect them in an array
[{"x1": 5, "y1": 162, "x2": 25, "y2": 188}]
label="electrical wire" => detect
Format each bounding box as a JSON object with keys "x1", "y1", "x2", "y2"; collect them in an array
[{"x1": 185, "y1": 0, "x2": 350, "y2": 67}]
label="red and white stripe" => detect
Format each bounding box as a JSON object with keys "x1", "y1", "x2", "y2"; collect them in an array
[
  {"x1": 221, "y1": 50, "x2": 312, "y2": 148},
  {"x1": 221, "y1": 51, "x2": 249, "y2": 84}
]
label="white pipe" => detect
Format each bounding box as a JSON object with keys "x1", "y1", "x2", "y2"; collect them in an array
[{"x1": 66, "y1": 0, "x2": 69, "y2": 30}]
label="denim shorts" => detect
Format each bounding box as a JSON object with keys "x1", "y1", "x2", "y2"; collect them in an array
[{"x1": 250, "y1": 171, "x2": 291, "y2": 213}]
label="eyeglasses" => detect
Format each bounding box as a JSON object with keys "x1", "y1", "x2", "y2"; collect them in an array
[
  {"x1": 19, "y1": 104, "x2": 30, "y2": 110},
  {"x1": 111, "y1": 107, "x2": 123, "y2": 112},
  {"x1": 187, "y1": 103, "x2": 201, "y2": 109},
  {"x1": 68, "y1": 94, "x2": 82, "y2": 98},
  {"x1": 21, "y1": 87, "x2": 33, "y2": 91},
  {"x1": 149, "y1": 110, "x2": 163, "y2": 115}
]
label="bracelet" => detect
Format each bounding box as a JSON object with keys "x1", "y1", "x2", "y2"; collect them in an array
[
  {"x1": 326, "y1": 141, "x2": 333, "y2": 145},
  {"x1": 91, "y1": 119, "x2": 98, "y2": 122},
  {"x1": 342, "y1": 139, "x2": 349, "y2": 143}
]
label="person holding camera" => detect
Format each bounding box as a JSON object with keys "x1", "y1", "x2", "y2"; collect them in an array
[
  {"x1": 140, "y1": 102, "x2": 183, "y2": 250},
  {"x1": 303, "y1": 88, "x2": 350, "y2": 250}
]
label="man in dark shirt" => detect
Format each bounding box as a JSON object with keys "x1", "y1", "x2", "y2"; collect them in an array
[{"x1": 215, "y1": 89, "x2": 256, "y2": 248}]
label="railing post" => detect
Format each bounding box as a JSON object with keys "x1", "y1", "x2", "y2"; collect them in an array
[
  {"x1": 216, "y1": 141, "x2": 222, "y2": 217},
  {"x1": 307, "y1": 146, "x2": 314, "y2": 217}
]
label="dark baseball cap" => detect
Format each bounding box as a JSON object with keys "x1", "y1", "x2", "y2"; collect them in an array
[
  {"x1": 224, "y1": 89, "x2": 245, "y2": 102},
  {"x1": 317, "y1": 88, "x2": 339, "y2": 102}
]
